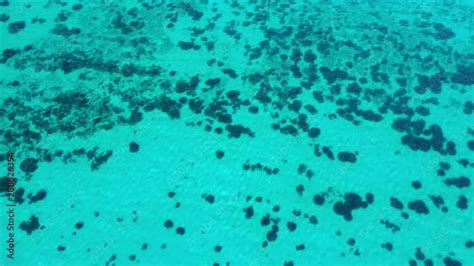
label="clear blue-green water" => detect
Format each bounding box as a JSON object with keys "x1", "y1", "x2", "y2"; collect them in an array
[{"x1": 0, "y1": 0, "x2": 473, "y2": 265}]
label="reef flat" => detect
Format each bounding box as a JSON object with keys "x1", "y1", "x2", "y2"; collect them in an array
[{"x1": 0, "y1": 0, "x2": 473, "y2": 265}]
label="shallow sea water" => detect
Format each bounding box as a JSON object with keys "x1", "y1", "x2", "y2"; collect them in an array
[{"x1": 0, "y1": 0, "x2": 473, "y2": 265}]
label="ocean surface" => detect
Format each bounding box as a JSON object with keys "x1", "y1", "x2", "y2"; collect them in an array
[{"x1": 0, "y1": 0, "x2": 473, "y2": 265}]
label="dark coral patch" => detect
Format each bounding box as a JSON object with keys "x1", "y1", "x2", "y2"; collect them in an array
[
  {"x1": 408, "y1": 200, "x2": 429, "y2": 214},
  {"x1": 0, "y1": 177, "x2": 13, "y2": 193},
  {"x1": 333, "y1": 193, "x2": 369, "y2": 221},
  {"x1": 466, "y1": 240, "x2": 474, "y2": 248},
  {"x1": 451, "y1": 64, "x2": 474, "y2": 85},
  {"x1": 456, "y1": 196, "x2": 468, "y2": 210},
  {"x1": 444, "y1": 176, "x2": 470, "y2": 189},
  {"x1": 467, "y1": 140, "x2": 474, "y2": 151},
  {"x1": 205, "y1": 78, "x2": 221, "y2": 88},
  {"x1": 215, "y1": 150, "x2": 224, "y2": 159},
  {"x1": 1, "y1": 48, "x2": 18, "y2": 63},
  {"x1": 308, "y1": 128, "x2": 320, "y2": 138},
  {"x1": 287, "y1": 222, "x2": 297, "y2": 232},
  {"x1": 222, "y1": 68, "x2": 238, "y2": 79},
  {"x1": 381, "y1": 242, "x2": 393, "y2": 251},
  {"x1": 28, "y1": 190, "x2": 47, "y2": 204},
  {"x1": 337, "y1": 152, "x2": 357, "y2": 163},
  {"x1": 72, "y1": 4, "x2": 83, "y2": 11},
  {"x1": 164, "y1": 219, "x2": 174, "y2": 228},
  {"x1": 20, "y1": 158, "x2": 39, "y2": 173},
  {"x1": 401, "y1": 135, "x2": 431, "y2": 152},
  {"x1": 178, "y1": 41, "x2": 195, "y2": 50},
  {"x1": 52, "y1": 24, "x2": 81, "y2": 37},
  {"x1": 129, "y1": 142, "x2": 140, "y2": 153},
  {"x1": 313, "y1": 194, "x2": 325, "y2": 206},
  {"x1": 390, "y1": 197, "x2": 404, "y2": 210},
  {"x1": 443, "y1": 257, "x2": 461, "y2": 266},
  {"x1": 75, "y1": 222, "x2": 84, "y2": 230},
  {"x1": 8, "y1": 21, "x2": 26, "y2": 34},
  {"x1": 266, "y1": 225, "x2": 279, "y2": 242},
  {"x1": 411, "y1": 181, "x2": 422, "y2": 189},
  {"x1": 90, "y1": 150, "x2": 113, "y2": 171},
  {"x1": 432, "y1": 23, "x2": 455, "y2": 40},
  {"x1": 19, "y1": 215, "x2": 40, "y2": 235},
  {"x1": 244, "y1": 206, "x2": 254, "y2": 219},
  {"x1": 176, "y1": 227, "x2": 185, "y2": 235},
  {"x1": 204, "y1": 194, "x2": 215, "y2": 204},
  {"x1": 320, "y1": 67, "x2": 349, "y2": 84},
  {"x1": 225, "y1": 124, "x2": 254, "y2": 138},
  {"x1": 0, "y1": 13, "x2": 9, "y2": 23},
  {"x1": 14, "y1": 188, "x2": 25, "y2": 204}
]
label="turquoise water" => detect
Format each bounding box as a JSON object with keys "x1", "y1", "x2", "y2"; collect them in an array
[{"x1": 0, "y1": 0, "x2": 473, "y2": 265}]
